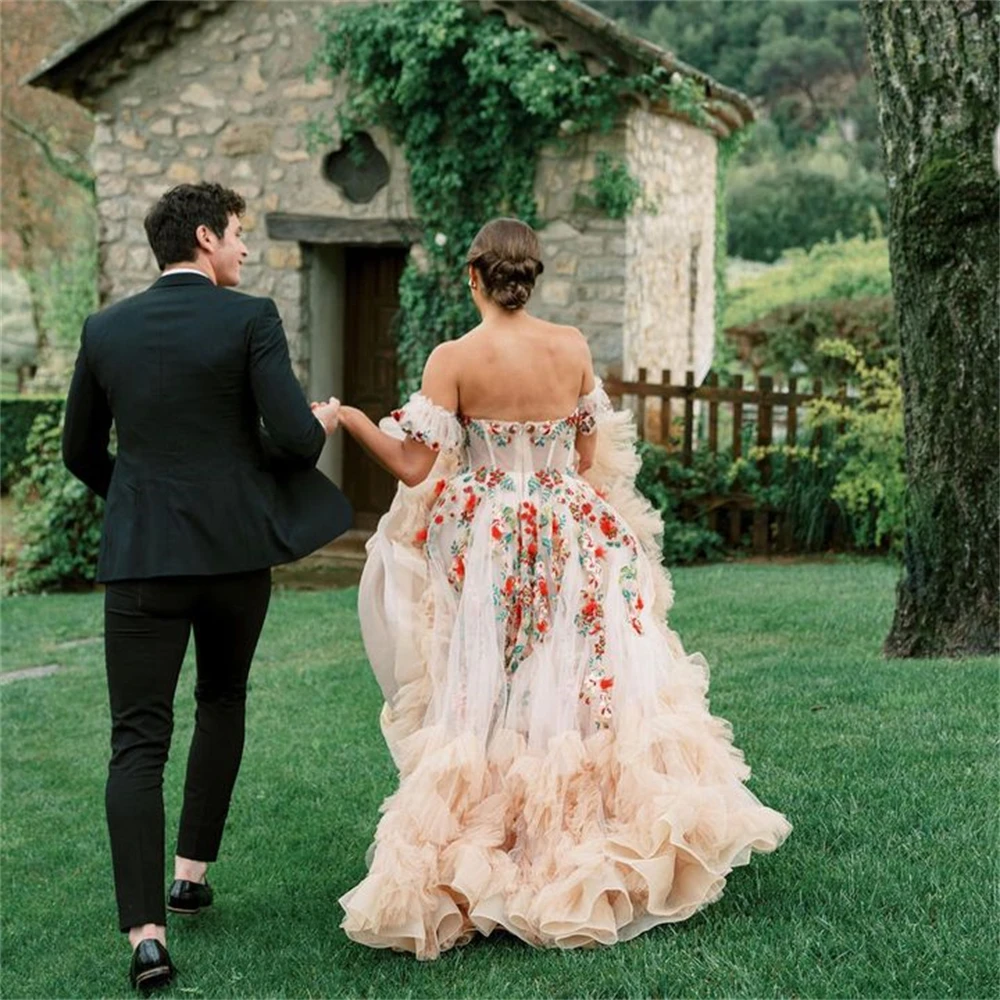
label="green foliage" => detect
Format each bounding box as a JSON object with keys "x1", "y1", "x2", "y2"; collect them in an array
[
  {"x1": 724, "y1": 296, "x2": 896, "y2": 382},
  {"x1": 714, "y1": 130, "x2": 749, "y2": 349},
  {"x1": 0, "y1": 395, "x2": 65, "y2": 493},
  {"x1": 725, "y1": 236, "x2": 891, "y2": 329},
  {"x1": 727, "y1": 151, "x2": 887, "y2": 262},
  {"x1": 25, "y1": 245, "x2": 98, "y2": 351},
  {"x1": 633, "y1": 346, "x2": 904, "y2": 561},
  {"x1": 6, "y1": 410, "x2": 103, "y2": 594},
  {"x1": 806, "y1": 341, "x2": 906, "y2": 552},
  {"x1": 589, "y1": 152, "x2": 642, "y2": 220},
  {"x1": 309, "y1": 0, "x2": 712, "y2": 395},
  {"x1": 611, "y1": 0, "x2": 872, "y2": 152},
  {"x1": 635, "y1": 441, "x2": 727, "y2": 563}
]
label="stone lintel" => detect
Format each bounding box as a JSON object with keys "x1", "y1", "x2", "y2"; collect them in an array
[{"x1": 265, "y1": 214, "x2": 422, "y2": 247}]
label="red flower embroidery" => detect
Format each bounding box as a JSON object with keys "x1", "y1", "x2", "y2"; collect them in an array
[
  {"x1": 636, "y1": 595, "x2": 644, "y2": 610},
  {"x1": 594, "y1": 546, "x2": 606, "y2": 559},
  {"x1": 413, "y1": 528, "x2": 428, "y2": 544},
  {"x1": 582, "y1": 600, "x2": 599, "y2": 619},
  {"x1": 434, "y1": 479, "x2": 447, "y2": 497},
  {"x1": 538, "y1": 620, "x2": 548, "y2": 633},
  {"x1": 391, "y1": 409, "x2": 403, "y2": 422},
  {"x1": 538, "y1": 578, "x2": 548, "y2": 597},
  {"x1": 527, "y1": 542, "x2": 538, "y2": 558},
  {"x1": 454, "y1": 554, "x2": 465, "y2": 579},
  {"x1": 581, "y1": 502, "x2": 592, "y2": 515},
  {"x1": 599, "y1": 515, "x2": 617, "y2": 538},
  {"x1": 599, "y1": 676, "x2": 614, "y2": 690},
  {"x1": 492, "y1": 524, "x2": 503, "y2": 541},
  {"x1": 504, "y1": 576, "x2": 516, "y2": 595},
  {"x1": 434, "y1": 514, "x2": 444, "y2": 524}
]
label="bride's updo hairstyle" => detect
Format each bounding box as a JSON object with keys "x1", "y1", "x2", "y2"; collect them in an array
[{"x1": 466, "y1": 218, "x2": 544, "y2": 311}]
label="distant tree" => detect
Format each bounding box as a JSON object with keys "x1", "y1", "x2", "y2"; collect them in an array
[
  {"x1": 596, "y1": 0, "x2": 873, "y2": 151},
  {"x1": 860, "y1": 0, "x2": 999, "y2": 657}
]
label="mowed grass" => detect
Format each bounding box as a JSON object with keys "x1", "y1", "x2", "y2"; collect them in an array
[{"x1": 0, "y1": 560, "x2": 996, "y2": 999}]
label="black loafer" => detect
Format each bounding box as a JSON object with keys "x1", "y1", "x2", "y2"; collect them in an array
[
  {"x1": 129, "y1": 938, "x2": 174, "y2": 993},
  {"x1": 167, "y1": 878, "x2": 213, "y2": 915}
]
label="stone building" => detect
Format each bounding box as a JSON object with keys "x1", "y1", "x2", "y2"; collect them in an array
[{"x1": 29, "y1": 0, "x2": 751, "y2": 525}]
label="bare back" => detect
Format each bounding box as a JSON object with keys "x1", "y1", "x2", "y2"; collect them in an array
[{"x1": 449, "y1": 312, "x2": 592, "y2": 422}]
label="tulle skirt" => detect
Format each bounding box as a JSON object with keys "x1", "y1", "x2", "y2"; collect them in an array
[{"x1": 342, "y1": 416, "x2": 791, "y2": 959}]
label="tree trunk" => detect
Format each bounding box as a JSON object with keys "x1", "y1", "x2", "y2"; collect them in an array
[{"x1": 860, "y1": 0, "x2": 999, "y2": 657}]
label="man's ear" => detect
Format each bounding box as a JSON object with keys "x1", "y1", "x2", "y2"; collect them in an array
[{"x1": 195, "y1": 224, "x2": 215, "y2": 253}]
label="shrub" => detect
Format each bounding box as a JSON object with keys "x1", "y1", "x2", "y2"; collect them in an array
[
  {"x1": 633, "y1": 346, "x2": 905, "y2": 561},
  {"x1": 725, "y1": 237, "x2": 892, "y2": 329},
  {"x1": 636, "y1": 441, "x2": 727, "y2": 563},
  {"x1": 5, "y1": 410, "x2": 103, "y2": 594},
  {"x1": 806, "y1": 341, "x2": 905, "y2": 552},
  {"x1": 0, "y1": 395, "x2": 65, "y2": 493},
  {"x1": 723, "y1": 296, "x2": 897, "y2": 382}
]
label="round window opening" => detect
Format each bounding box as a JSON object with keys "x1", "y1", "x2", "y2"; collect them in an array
[{"x1": 322, "y1": 132, "x2": 390, "y2": 204}]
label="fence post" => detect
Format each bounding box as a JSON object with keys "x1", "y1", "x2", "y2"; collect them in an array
[
  {"x1": 731, "y1": 373, "x2": 744, "y2": 459},
  {"x1": 811, "y1": 378, "x2": 824, "y2": 450},
  {"x1": 781, "y1": 376, "x2": 799, "y2": 552},
  {"x1": 660, "y1": 369, "x2": 671, "y2": 446},
  {"x1": 682, "y1": 371, "x2": 695, "y2": 467},
  {"x1": 729, "y1": 373, "x2": 744, "y2": 545},
  {"x1": 636, "y1": 367, "x2": 647, "y2": 443},
  {"x1": 752, "y1": 375, "x2": 774, "y2": 553},
  {"x1": 707, "y1": 371, "x2": 719, "y2": 454}
]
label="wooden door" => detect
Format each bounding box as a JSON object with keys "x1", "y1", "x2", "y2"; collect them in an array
[{"x1": 343, "y1": 246, "x2": 407, "y2": 528}]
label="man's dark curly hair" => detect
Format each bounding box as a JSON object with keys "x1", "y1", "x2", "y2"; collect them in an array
[{"x1": 143, "y1": 183, "x2": 246, "y2": 269}]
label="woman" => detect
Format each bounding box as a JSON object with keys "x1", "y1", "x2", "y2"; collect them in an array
[{"x1": 332, "y1": 218, "x2": 790, "y2": 959}]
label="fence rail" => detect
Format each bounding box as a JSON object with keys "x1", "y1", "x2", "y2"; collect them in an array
[{"x1": 604, "y1": 369, "x2": 850, "y2": 554}]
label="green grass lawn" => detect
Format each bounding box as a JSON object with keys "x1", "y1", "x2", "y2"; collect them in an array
[{"x1": 1, "y1": 560, "x2": 996, "y2": 999}]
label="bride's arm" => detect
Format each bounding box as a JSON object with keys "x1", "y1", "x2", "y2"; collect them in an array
[
  {"x1": 337, "y1": 408, "x2": 438, "y2": 487},
  {"x1": 575, "y1": 339, "x2": 598, "y2": 473},
  {"x1": 339, "y1": 343, "x2": 460, "y2": 488}
]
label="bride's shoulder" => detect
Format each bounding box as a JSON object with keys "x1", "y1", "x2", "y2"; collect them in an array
[{"x1": 531, "y1": 317, "x2": 588, "y2": 350}]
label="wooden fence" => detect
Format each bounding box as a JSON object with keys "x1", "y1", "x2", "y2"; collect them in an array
[{"x1": 604, "y1": 368, "x2": 849, "y2": 554}]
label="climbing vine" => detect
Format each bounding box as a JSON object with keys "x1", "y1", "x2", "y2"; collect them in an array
[
  {"x1": 309, "y1": 0, "x2": 719, "y2": 395},
  {"x1": 715, "y1": 128, "x2": 750, "y2": 345},
  {"x1": 589, "y1": 152, "x2": 643, "y2": 220}
]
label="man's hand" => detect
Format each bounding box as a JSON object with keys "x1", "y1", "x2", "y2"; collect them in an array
[{"x1": 311, "y1": 396, "x2": 341, "y2": 435}]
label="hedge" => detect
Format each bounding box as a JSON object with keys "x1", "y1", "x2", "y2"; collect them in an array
[{"x1": 0, "y1": 395, "x2": 65, "y2": 494}]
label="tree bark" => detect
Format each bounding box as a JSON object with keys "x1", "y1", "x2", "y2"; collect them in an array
[{"x1": 860, "y1": 0, "x2": 999, "y2": 656}]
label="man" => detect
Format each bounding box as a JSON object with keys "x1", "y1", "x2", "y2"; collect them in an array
[{"x1": 62, "y1": 183, "x2": 350, "y2": 991}]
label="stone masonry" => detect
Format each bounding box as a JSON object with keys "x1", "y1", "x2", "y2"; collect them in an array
[{"x1": 84, "y1": 0, "x2": 720, "y2": 390}]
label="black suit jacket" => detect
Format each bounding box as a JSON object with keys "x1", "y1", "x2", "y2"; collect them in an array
[{"x1": 62, "y1": 272, "x2": 352, "y2": 582}]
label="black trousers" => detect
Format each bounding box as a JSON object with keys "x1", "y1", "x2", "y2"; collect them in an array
[{"x1": 103, "y1": 570, "x2": 271, "y2": 931}]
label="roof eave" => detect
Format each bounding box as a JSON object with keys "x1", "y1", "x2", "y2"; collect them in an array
[{"x1": 21, "y1": 0, "x2": 155, "y2": 93}]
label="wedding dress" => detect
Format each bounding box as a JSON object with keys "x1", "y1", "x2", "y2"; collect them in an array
[{"x1": 341, "y1": 380, "x2": 791, "y2": 958}]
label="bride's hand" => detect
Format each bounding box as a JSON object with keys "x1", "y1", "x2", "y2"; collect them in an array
[{"x1": 312, "y1": 396, "x2": 341, "y2": 434}]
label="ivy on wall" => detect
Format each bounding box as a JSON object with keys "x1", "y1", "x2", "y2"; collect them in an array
[{"x1": 309, "y1": 0, "x2": 726, "y2": 396}]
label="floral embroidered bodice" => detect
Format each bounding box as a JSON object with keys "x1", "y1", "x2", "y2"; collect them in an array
[
  {"x1": 391, "y1": 379, "x2": 607, "y2": 475},
  {"x1": 391, "y1": 380, "x2": 639, "y2": 729}
]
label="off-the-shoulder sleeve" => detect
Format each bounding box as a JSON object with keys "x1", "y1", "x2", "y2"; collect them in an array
[
  {"x1": 390, "y1": 392, "x2": 463, "y2": 453},
  {"x1": 575, "y1": 377, "x2": 613, "y2": 435}
]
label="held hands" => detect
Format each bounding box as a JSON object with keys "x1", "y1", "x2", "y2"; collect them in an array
[{"x1": 311, "y1": 396, "x2": 341, "y2": 435}]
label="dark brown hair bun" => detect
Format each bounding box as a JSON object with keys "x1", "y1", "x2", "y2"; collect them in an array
[{"x1": 466, "y1": 218, "x2": 544, "y2": 311}]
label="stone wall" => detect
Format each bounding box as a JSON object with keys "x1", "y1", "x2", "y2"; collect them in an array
[
  {"x1": 531, "y1": 128, "x2": 627, "y2": 373},
  {"x1": 623, "y1": 108, "x2": 717, "y2": 387},
  {"x1": 85, "y1": 0, "x2": 717, "y2": 392},
  {"x1": 90, "y1": 0, "x2": 414, "y2": 381}
]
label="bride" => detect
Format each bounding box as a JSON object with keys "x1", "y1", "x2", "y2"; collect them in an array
[{"x1": 330, "y1": 218, "x2": 790, "y2": 959}]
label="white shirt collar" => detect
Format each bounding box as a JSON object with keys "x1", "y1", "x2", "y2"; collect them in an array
[{"x1": 161, "y1": 268, "x2": 212, "y2": 279}]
